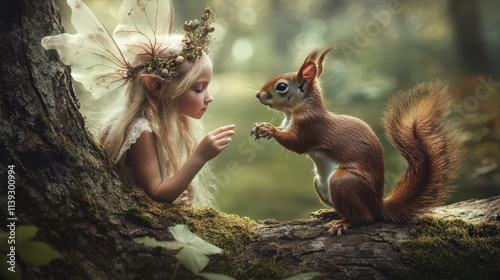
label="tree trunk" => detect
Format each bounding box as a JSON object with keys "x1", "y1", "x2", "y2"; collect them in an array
[
  {"x1": 448, "y1": 0, "x2": 492, "y2": 76},
  {"x1": 1, "y1": 1, "x2": 499, "y2": 280}
]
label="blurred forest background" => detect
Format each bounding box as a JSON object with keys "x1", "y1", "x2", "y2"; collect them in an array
[{"x1": 56, "y1": 0, "x2": 500, "y2": 221}]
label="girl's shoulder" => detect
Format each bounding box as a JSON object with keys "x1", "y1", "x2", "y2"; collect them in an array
[
  {"x1": 116, "y1": 118, "x2": 153, "y2": 162},
  {"x1": 129, "y1": 118, "x2": 152, "y2": 136}
]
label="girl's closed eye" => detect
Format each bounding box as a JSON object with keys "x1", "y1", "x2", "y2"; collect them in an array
[{"x1": 193, "y1": 83, "x2": 208, "y2": 93}]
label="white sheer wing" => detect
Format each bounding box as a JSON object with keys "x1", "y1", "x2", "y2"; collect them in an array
[
  {"x1": 41, "y1": 0, "x2": 131, "y2": 99},
  {"x1": 113, "y1": 0, "x2": 174, "y2": 64}
]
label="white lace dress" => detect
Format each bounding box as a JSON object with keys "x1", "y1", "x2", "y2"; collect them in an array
[{"x1": 115, "y1": 118, "x2": 190, "y2": 205}]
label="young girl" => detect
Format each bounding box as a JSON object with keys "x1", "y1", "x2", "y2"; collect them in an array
[
  {"x1": 101, "y1": 35, "x2": 234, "y2": 207},
  {"x1": 42, "y1": 0, "x2": 234, "y2": 207},
  {"x1": 99, "y1": 35, "x2": 235, "y2": 207}
]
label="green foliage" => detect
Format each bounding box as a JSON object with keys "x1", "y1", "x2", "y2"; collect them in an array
[
  {"x1": 0, "y1": 225, "x2": 63, "y2": 280},
  {"x1": 286, "y1": 272, "x2": 323, "y2": 280},
  {"x1": 197, "y1": 272, "x2": 237, "y2": 280},
  {"x1": 134, "y1": 224, "x2": 235, "y2": 279},
  {"x1": 135, "y1": 224, "x2": 223, "y2": 275},
  {"x1": 141, "y1": 202, "x2": 256, "y2": 274},
  {"x1": 134, "y1": 224, "x2": 321, "y2": 280},
  {"x1": 387, "y1": 217, "x2": 500, "y2": 280}
]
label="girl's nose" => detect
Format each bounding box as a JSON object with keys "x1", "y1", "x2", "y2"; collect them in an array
[{"x1": 206, "y1": 92, "x2": 214, "y2": 103}]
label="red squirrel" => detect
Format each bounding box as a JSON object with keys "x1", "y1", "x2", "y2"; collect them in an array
[{"x1": 251, "y1": 47, "x2": 463, "y2": 235}]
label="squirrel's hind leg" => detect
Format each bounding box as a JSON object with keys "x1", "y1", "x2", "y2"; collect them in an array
[
  {"x1": 329, "y1": 169, "x2": 382, "y2": 227},
  {"x1": 310, "y1": 178, "x2": 342, "y2": 220}
]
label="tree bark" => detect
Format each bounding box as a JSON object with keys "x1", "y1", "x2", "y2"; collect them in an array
[
  {"x1": 243, "y1": 196, "x2": 500, "y2": 280},
  {"x1": 1, "y1": 1, "x2": 499, "y2": 280}
]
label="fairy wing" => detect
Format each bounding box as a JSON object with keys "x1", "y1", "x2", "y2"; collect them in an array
[
  {"x1": 113, "y1": 0, "x2": 174, "y2": 64},
  {"x1": 41, "y1": 0, "x2": 130, "y2": 99}
]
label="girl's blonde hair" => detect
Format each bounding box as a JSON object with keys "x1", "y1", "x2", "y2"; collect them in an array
[{"x1": 99, "y1": 34, "x2": 217, "y2": 207}]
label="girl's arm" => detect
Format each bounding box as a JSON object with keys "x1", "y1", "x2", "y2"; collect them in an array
[{"x1": 127, "y1": 124, "x2": 235, "y2": 203}]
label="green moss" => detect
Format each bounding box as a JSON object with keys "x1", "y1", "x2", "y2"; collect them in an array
[
  {"x1": 71, "y1": 186, "x2": 96, "y2": 218},
  {"x1": 236, "y1": 258, "x2": 287, "y2": 279},
  {"x1": 386, "y1": 217, "x2": 500, "y2": 280},
  {"x1": 233, "y1": 241, "x2": 289, "y2": 279},
  {"x1": 35, "y1": 113, "x2": 50, "y2": 130},
  {"x1": 126, "y1": 207, "x2": 154, "y2": 225},
  {"x1": 140, "y1": 201, "x2": 256, "y2": 277},
  {"x1": 136, "y1": 201, "x2": 302, "y2": 278}
]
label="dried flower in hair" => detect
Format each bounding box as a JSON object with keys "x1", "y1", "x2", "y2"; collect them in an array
[
  {"x1": 183, "y1": 21, "x2": 193, "y2": 32},
  {"x1": 160, "y1": 69, "x2": 169, "y2": 78},
  {"x1": 175, "y1": 56, "x2": 185, "y2": 64},
  {"x1": 138, "y1": 6, "x2": 215, "y2": 83}
]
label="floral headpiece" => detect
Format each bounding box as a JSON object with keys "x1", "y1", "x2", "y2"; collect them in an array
[
  {"x1": 142, "y1": 7, "x2": 215, "y2": 83},
  {"x1": 41, "y1": 0, "x2": 215, "y2": 99}
]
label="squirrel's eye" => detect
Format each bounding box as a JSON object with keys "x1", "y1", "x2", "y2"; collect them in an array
[{"x1": 275, "y1": 82, "x2": 288, "y2": 93}]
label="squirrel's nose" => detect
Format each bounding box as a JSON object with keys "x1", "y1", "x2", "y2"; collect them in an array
[{"x1": 256, "y1": 91, "x2": 261, "y2": 98}]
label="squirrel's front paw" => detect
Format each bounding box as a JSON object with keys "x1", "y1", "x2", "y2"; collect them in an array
[{"x1": 251, "y1": 122, "x2": 275, "y2": 140}]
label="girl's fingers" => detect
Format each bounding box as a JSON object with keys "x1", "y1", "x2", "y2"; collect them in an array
[
  {"x1": 211, "y1": 124, "x2": 236, "y2": 135},
  {"x1": 221, "y1": 130, "x2": 235, "y2": 138},
  {"x1": 211, "y1": 129, "x2": 235, "y2": 140},
  {"x1": 202, "y1": 125, "x2": 235, "y2": 155},
  {"x1": 213, "y1": 136, "x2": 231, "y2": 147},
  {"x1": 218, "y1": 141, "x2": 231, "y2": 149}
]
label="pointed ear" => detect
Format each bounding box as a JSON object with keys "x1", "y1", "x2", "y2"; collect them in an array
[
  {"x1": 298, "y1": 62, "x2": 317, "y2": 83},
  {"x1": 317, "y1": 46, "x2": 336, "y2": 77},
  {"x1": 141, "y1": 74, "x2": 164, "y2": 96}
]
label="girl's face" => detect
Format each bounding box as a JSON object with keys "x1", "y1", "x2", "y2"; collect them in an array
[{"x1": 178, "y1": 64, "x2": 214, "y2": 119}]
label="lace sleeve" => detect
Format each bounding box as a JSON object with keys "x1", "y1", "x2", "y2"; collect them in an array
[{"x1": 115, "y1": 118, "x2": 153, "y2": 162}]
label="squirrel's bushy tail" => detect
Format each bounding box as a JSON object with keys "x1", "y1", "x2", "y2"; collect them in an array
[{"x1": 381, "y1": 81, "x2": 463, "y2": 223}]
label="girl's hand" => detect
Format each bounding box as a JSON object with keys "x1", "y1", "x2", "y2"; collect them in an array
[{"x1": 195, "y1": 124, "x2": 236, "y2": 162}]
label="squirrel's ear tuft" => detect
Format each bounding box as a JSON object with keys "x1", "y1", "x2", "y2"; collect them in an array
[
  {"x1": 141, "y1": 74, "x2": 164, "y2": 96},
  {"x1": 317, "y1": 46, "x2": 336, "y2": 77}
]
